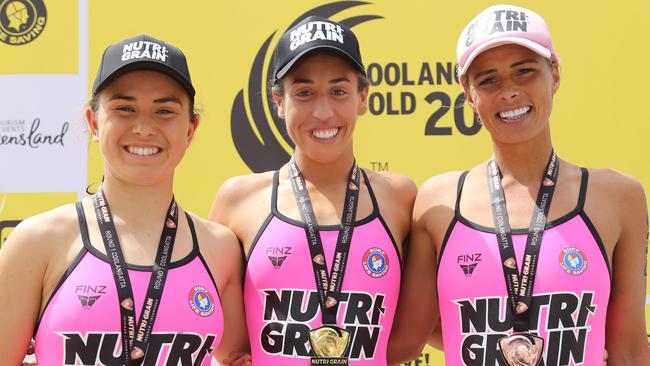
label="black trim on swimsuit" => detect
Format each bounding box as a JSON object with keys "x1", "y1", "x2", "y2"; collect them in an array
[
  {"x1": 439, "y1": 168, "x2": 611, "y2": 279},
  {"x1": 189, "y1": 213, "x2": 224, "y2": 302},
  {"x1": 577, "y1": 168, "x2": 612, "y2": 279},
  {"x1": 270, "y1": 169, "x2": 379, "y2": 229},
  {"x1": 250, "y1": 168, "x2": 402, "y2": 267},
  {"x1": 78, "y1": 203, "x2": 198, "y2": 271},
  {"x1": 361, "y1": 169, "x2": 403, "y2": 267},
  {"x1": 454, "y1": 169, "x2": 586, "y2": 234},
  {"x1": 33, "y1": 202, "x2": 90, "y2": 338}
]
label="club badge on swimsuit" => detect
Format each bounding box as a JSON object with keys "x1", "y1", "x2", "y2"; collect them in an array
[
  {"x1": 188, "y1": 285, "x2": 215, "y2": 317},
  {"x1": 362, "y1": 247, "x2": 389, "y2": 278},
  {"x1": 559, "y1": 247, "x2": 588, "y2": 275}
]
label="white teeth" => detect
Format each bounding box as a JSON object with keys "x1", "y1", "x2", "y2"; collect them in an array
[
  {"x1": 499, "y1": 106, "x2": 531, "y2": 120},
  {"x1": 312, "y1": 127, "x2": 339, "y2": 139},
  {"x1": 126, "y1": 146, "x2": 160, "y2": 156}
]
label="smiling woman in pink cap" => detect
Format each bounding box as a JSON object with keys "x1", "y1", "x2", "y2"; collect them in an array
[{"x1": 391, "y1": 4, "x2": 649, "y2": 366}]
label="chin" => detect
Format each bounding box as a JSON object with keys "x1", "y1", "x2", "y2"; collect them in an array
[{"x1": 305, "y1": 150, "x2": 343, "y2": 165}]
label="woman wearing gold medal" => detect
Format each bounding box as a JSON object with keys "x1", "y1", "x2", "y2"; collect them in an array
[
  {"x1": 212, "y1": 16, "x2": 417, "y2": 366},
  {"x1": 394, "y1": 4, "x2": 649, "y2": 366}
]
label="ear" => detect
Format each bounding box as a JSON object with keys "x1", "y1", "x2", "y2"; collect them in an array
[
  {"x1": 272, "y1": 91, "x2": 285, "y2": 119},
  {"x1": 357, "y1": 87, "x2": 369, "y2": 115},
  {"x1": 551, "y1": 63, "x2": 561, "y2": 94},
  {"x1": 462, "y1": 82, "x2": 477, "y2": 111},
  {"x1": 187, "y1": 114, "x2": 200, "y2": 145},
  {"x1": 85, "y1": 106, "x2": 100, "y2": 142}
]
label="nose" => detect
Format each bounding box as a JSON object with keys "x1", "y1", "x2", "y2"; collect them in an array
[
  {"x1": 132, "y1": 115, "x2": 156, "y2": 137},
  {"x1": 312, "y1": 95, "x2": 334, "y2": 121},
  {"x1": 499, "y1": 79, "x2": 520, "y2": 101}
]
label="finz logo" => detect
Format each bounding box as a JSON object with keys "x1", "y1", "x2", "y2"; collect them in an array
[
  {"x1": 230, "y1": 2, "x2": 382, "y2": 172},
  {"x1": 0, "y1": 0, "x2": 47, "y2": 46},
  {"x1": 267, "y1": 246, "x2": 292, "y2": 269},
  {"x1": 75, "y1": 284, "x2": 107, "y2": 309},
  {"x1": 457, "y1": 253, "x2": 482, "y2": 277}
]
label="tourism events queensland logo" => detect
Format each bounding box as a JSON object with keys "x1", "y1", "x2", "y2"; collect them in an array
[
  {"x1": 0, "y1": 118, "x2": 69, "y2": 148},
  {"x1": 230, "y1": 1, "x2": 382, "y2": 172},
  {"x1": 0, "y1": 0, "x2": 47, "y2": 46}
]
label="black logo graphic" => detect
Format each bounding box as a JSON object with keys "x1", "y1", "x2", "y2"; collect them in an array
[
  {"x1": 262, "y1": 289, "x2": 386, "y2": 359},
  {"x1": 459, "y1": 263, "x2": 478, "y2": 277},
  {"x1": 0, "y1": 0, "x2": 47, "y2": 46},
  {"x1": 62, "y1": 332, "x2": 216, "y2": 364},
  {"x1": 457, "y1": 253, "x2": 481, "y2": 277},
  {"x1": 75, "y1": 284, "x2": 106, "y2": 309},
  {"x1": 456, "y1": 292, "x2": 596, "y2": 365},
  {"x1": 77, "y1": 295, "x2": 101, "y2": 309},
  {"x1": 268, "y1": 255, "x2": 287, "y2": 269},
  {"x1": 267, "y1": 246, "x2": 292, "y2": 269},
  {"x1": 230, "y1": 1, "x2": 382, "y2": 172}
]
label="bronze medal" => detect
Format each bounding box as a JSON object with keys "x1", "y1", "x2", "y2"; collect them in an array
[{"x1": 499, "y1": 334, "x2": 544, "y2": 366}]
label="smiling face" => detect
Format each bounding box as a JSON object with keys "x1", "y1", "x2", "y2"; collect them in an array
[
  {"x1": 86, "y1": 70, "x2": 198, "y2": 187},
  {"x1": 464, "y1": 44, "x2": 560, "y2": 145},
  {"x1": 273, "y1": 52, "x2": 368, "y2": 165}
]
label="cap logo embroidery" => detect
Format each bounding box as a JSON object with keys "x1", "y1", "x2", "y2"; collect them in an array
[
  {"x1": 289, "y1": 20, "x2": 344, "y2": 51},
  {"x1": 466, "y1": 10, "x2": 529, "y2": 47},
  {"x1": 121, "y1": 41, "x2": 168, "y2": 62}
]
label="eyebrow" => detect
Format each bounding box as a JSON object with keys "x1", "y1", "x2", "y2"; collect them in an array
[
  {"x1": 474, "y1": 59, "x2": 541, "y2": 78},
  {"x1": 291, "y1": 77, "x2": 352, "y2": 85},
  {"x1": 107, "y1": 95, "x2": 183, "y2": 106},
  {"x1": 511, "y1": 59, "x2": 539, "y2": 67},
  {"x1": 108, "y1": 94, "x2": 136, "y2": 102},
  {"x1": 154, "y1": 96, "x2": 183, "y2": 106}
]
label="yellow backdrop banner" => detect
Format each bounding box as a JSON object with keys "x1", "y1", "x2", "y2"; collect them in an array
[{"x1": 1, "y1": 1, "x2": 648, "y2": 364}]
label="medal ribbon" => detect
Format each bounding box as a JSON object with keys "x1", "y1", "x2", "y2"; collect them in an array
[
  {"x1": 487, "y1": 151, "x2": 559, "y2": 332},
  {"x1": 92, "y1": 187, "x2": 178, "y2": 364},
  {"x1": 288, "y1": 158, "x2": 360, "y2": 325}
]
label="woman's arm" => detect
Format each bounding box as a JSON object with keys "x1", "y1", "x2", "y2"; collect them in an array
[
  {"x1": 0, "y1": 216, "x2": 50, "y2": 365},
  {"x1": 601, "y1": 171, "x2": 650, "y2": 364}
]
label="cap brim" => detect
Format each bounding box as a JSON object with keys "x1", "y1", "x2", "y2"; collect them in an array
[
  {"x1": 459, "y1": 37, "x2": 552, "y2": 78},
  {"x1": 275, "y1": 45, "x2": 365, "y2": 80},
  {"x1": 93, "y1": 60, "x2": 195, "y2": 97}
]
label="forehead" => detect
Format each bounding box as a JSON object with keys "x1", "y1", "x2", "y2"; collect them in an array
[
  {"x1": 101, "y1": 70, "x2": 188, "y2": 99},
  {"x1": 468, "y1": 44, "x2": 543, "y2": 73},
  {"x1": 287, "y1": 51, "x2": 357, "y2": 79}
]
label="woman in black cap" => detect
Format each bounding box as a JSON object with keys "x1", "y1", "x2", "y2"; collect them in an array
[
  {"x1": 0, "y1": 34, "x2": 250, "y2": 365},
  {"x1": 212, "y1": 16, "x2": 422, "y2": 366}
]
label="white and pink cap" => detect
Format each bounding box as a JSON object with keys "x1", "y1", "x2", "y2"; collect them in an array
[{"x1": 456, "y1": 4, "x2": 558, "y2": 79}]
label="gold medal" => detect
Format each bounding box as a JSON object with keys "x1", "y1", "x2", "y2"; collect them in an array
[
  {"x1": 498, "y1": 334, "x2": 544, "y2": 366},
  {"x1": 309, "y1": 326, "x2": 350, "y2": 365}
]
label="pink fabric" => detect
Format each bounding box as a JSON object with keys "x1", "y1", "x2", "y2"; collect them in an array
[
  {"x1": 245, "y1": 215, "x2": 400, "y2": 365},
  {"x1": 438, "y1": 215, "x2": 610, "y2": 365},
  {"x1": 35, "y1": 252, "x2": 223, "y2": 365}
]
